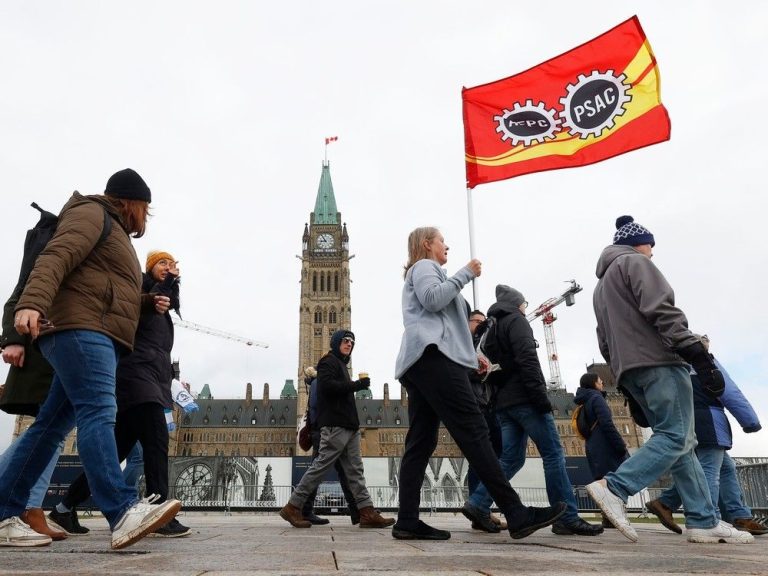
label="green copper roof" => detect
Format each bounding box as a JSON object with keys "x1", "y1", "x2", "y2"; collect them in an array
[
  {"x1": 280, "y1": 379, "x2": 298, "y2": 399},
  {"x1": 198, "y1": 384, "x2": 212, "y2": 399},
  {"x1": 313, "y1": 162, "x2": 338, "y2": 224}
]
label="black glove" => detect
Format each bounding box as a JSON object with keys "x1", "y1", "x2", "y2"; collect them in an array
[
  {"x1": 353, "y1": 377, "x2": 371, "y2": 391},
  {"x1": 677, "y1": 341, "x2": 725, "y2": 397}
]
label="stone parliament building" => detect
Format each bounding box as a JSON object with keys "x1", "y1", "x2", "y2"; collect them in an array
[{"x1": 12, "y1": 162, "x2": 644, "y2": 469}]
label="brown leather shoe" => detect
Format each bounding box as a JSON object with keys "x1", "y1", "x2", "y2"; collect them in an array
[
  {"x1": 358, "y1": 506, "x2": 395, "y2": 528},
  {"x1": 645, "y1": 499, "x2": 682, "y2": 534},
  {"x1": 279, "y1": 504, "x2": 311, "y2": 528},
  {"x1": 732, "y1": 517, "x2": 768, "y2": 536},
  {"x1": 21, "y1": 508, "x2": 68, "y2": 541}
]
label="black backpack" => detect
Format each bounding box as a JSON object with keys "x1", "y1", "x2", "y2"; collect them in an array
[{"x1": 12, "y1": 201, "x2": 112, "y2": 299}]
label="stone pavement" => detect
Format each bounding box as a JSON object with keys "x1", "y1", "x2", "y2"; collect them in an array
[{"x1": 0, "y1": 512, "x2": 765, "y2": 575}]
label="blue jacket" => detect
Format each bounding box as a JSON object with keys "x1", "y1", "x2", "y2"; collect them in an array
[
  {"x1": 395, "y1": 259, "x2": 476, "y2": 379},
  {"x1": 574, "y1": 387, "x2": 629, "y2": 480},
  {"x1": 692, "y1": 357, "x2": 761, "y2": 449}
]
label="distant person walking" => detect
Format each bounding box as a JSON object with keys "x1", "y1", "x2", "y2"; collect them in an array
[
  {"x1": 1, "y1": 281, "x2": 68, "y2": 541},
  {"x1": 393, "y1": 227, "x2": 565, "y2": 541},
  {"x1": 588, "y1": 215, "x2": 752, "y2": 544},
  {"x1": 300, "y1": 366, "x2": 360, "y2": 525},
  {"x1": 50, "y1": 250, "x2": 189, "y2": 538},
  {"x1": 574, "y1": 372, "x2": 629, "y2": 528},
  {"x1": 0, "y1": 169, "x2": 181, "y2": 550},
  {"x1": 465, "y1": 310, "x2": 505, "y2": 532},
  {"x1": 646, "y1": 335, "x2": 765, "y2": 536},
  {"x1": 280, "y1": 330, "x2": 394, "y2": 529},
  {"x1": 463, "y1": 285, "x2": 602, "y2": 537}
]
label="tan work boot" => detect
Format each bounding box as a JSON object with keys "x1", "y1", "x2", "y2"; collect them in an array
[
  {"x1": 645, "y1": 499, "x2": 682, "y2": 534},
  {"x1": 358, "y1": 506, "x2": 395, "y2": 528},
  {"x1": 279, "y1": 504, "x2": 311, "y2": 528},
  {"x1": 20, "y1": 509, "x2": 67, "y2": 541}
]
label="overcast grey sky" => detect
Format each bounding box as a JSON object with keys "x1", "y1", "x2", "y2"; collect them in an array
[{"x1": 1, "y1": 1, "x2": 765, "y2": 456}]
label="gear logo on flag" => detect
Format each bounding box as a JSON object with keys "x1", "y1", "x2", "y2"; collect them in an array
[
  {"x1": 494, "y1": 100, "x2": 562, "y2": 147},
  {"x1": 559, "y1": 70, "x2": 632, "y2": 139}
]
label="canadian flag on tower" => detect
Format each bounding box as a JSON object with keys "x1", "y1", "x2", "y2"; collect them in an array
[{"x1": 325, "y1": 136, "x2": 338, "y2": 145}]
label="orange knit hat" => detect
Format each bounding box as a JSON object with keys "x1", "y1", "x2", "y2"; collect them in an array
[{"x1": 146, "y1": 250, "x2": 175, "y2": 273}]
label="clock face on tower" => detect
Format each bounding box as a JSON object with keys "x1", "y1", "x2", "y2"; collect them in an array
[
  {"x1": 316, "y1": 233, "x2": 335, "y2": 249},
  {"x1": 175, "y1": 463, "x2": 213, "y2": 502}
]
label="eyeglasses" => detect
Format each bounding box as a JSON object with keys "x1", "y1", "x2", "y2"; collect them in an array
[
  {"x1": 341, "y1": 337, "x2": 355, "y2": 345},
  {"x1": 522, "y1": 301, "x2": 529, "y2": 308}
]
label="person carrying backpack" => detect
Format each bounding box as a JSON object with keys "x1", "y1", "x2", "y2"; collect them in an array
[
  {"x1": 574, "y1": 373, "x2": 629, "y2": 527},
  {"x1": 463, "y1": 284, "x2": 603, "y2": 537},
  {"x1": 0, "y1": 169, "x2": 181, "y2": 550}
]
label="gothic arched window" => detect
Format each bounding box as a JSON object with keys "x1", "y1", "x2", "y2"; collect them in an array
[
  {"x1": 320, "y1": 273, "x2": 325, "y2": 292},
  {"x1": 312, "y1": 272, "x2": 317, "y2": 292},
  {"x1": 314, "y1": 308, "x2": 322, "y2": 324},
  {"x1": 334, "y1": 272, "x2": 339, "y2": 292}
]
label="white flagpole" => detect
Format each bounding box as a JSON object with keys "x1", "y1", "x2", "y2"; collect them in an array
[{"x1": 466, "y1": 186, "x2": 479, "y2": 310}]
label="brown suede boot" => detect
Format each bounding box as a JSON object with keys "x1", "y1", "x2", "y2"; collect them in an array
[
  {"x1": 279, "y1": 504, "x2": 311, "y2": 528},
  {"x1": 21, "y1": 508, "x2": 68, "y2": 541},
  {"x1": 645, "y1": 499, "x2": 682, "y2": 534},
  {"x1": 358, "y1": 506, "x2": 395, "y2": 528}
]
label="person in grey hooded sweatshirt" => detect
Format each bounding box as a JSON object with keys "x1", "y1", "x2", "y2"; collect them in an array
[{"x1": 587, "y1": 215, "x2": 753, "y2": 545}]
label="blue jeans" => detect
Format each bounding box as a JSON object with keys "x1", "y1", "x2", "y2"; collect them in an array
[
  {"x1": 0, "y1": 330, "x2": 137, "y2": 528},
  {"x1": 605, "y1": 366, "x2": 717, "y2": 529},
  {"x1": 123, "y1": 442, "x2": 144, "y2": 498},
  {"x1": 468, "y1": 404, "x2": 580, "y2": 524},
  {"x1": 0, "y1": 434, "x2": 61, "y2": 509},
  {"x1": 659, "y1": 449, "x2": 752, "y2": 521}
]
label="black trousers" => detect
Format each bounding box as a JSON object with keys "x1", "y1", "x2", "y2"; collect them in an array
[
  {"x1": 63, "y1": 402, "x2": 169, "y2": 508},
  {"x1": 301, "y1": 429, "x2": 360, "y2": 519},
  {"x1": 398, "y1": 346, "x2": 525, "y2": 522},
  {"x1": 467, "y1": 407, "x2": 503, "y2": 495}
]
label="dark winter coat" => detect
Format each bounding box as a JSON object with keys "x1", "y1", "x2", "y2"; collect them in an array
[
  {"x1": 115, "y1": 272, "x2": 178, "y2": 412},
  {"x1": 487, "y1": 300, "x2": 551, "y2": 413},
  {"x1": 15, "y1": 193, "x2": 143, "y2": 351},
  {"x1": 691, "y1": 360, "x2": 761, "y2": 450},
  {"x1": 574, "y1": 387, "x2": 629, "y2": 480},
  {"x1": 0, "y1": 290, "x2": 54, "y2": 416},
  {"x1": 316, "y1": 345, "x2": 360, "y2": 430}
]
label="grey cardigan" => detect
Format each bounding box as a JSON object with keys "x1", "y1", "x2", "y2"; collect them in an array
[
  {"x1": 593, "y1": 245, "x2": 698, "y2": 383},
  {"x1": 395, "y1": 259, "x2": 477, "y2": 379}
]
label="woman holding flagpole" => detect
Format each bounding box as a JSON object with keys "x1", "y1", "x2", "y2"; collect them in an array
[{"x1": 392, "y1": 226, "x2": 566, "y2": 541}]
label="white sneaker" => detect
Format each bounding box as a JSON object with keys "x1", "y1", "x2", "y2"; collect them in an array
[
  {"x1": 687, "y1": 520, "x2": 755, "y2": 544},
  {"x1": 111, "y1": 495, "x2": 182, "y2": 550},
  {"x1": 0, "y1": 516, "x2": 53, "y2": 547},
  {"x1": 586, "y1": 480, "x2": 638, "y2": 542}
]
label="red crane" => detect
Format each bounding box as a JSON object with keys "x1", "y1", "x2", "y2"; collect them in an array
[{"x1": 526, "y1": 280, "x2": 582, "y2": 390}]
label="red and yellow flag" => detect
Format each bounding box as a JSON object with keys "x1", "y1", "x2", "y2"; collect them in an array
[{"x1": 462, "y1": 16, "x2": 670, "y2": 188}]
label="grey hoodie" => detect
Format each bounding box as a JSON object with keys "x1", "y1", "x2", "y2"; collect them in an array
[{"x1": 593, "y1": 245, "x2": 698, "y2": 383}]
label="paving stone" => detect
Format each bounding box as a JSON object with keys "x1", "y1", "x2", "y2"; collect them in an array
[{"x1": 0, "y1": 512, "x2": 765, "y2": 575}]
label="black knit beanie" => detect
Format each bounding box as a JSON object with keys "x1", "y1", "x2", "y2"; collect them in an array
[{"x1": 105, "y1": 168, "x2": 152, "y2": 203}]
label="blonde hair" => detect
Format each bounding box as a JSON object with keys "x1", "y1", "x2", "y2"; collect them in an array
[{"x1": 403, "y1": 226, "x2": 440, "y2": 279}]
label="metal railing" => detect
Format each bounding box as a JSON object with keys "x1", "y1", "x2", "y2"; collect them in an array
[
  {"x1": 736, "y1": 462, "x2": 768, "y2": 514},
  {"x1": 166, "y1": 484, "x2": 664, "y2": 514}
]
